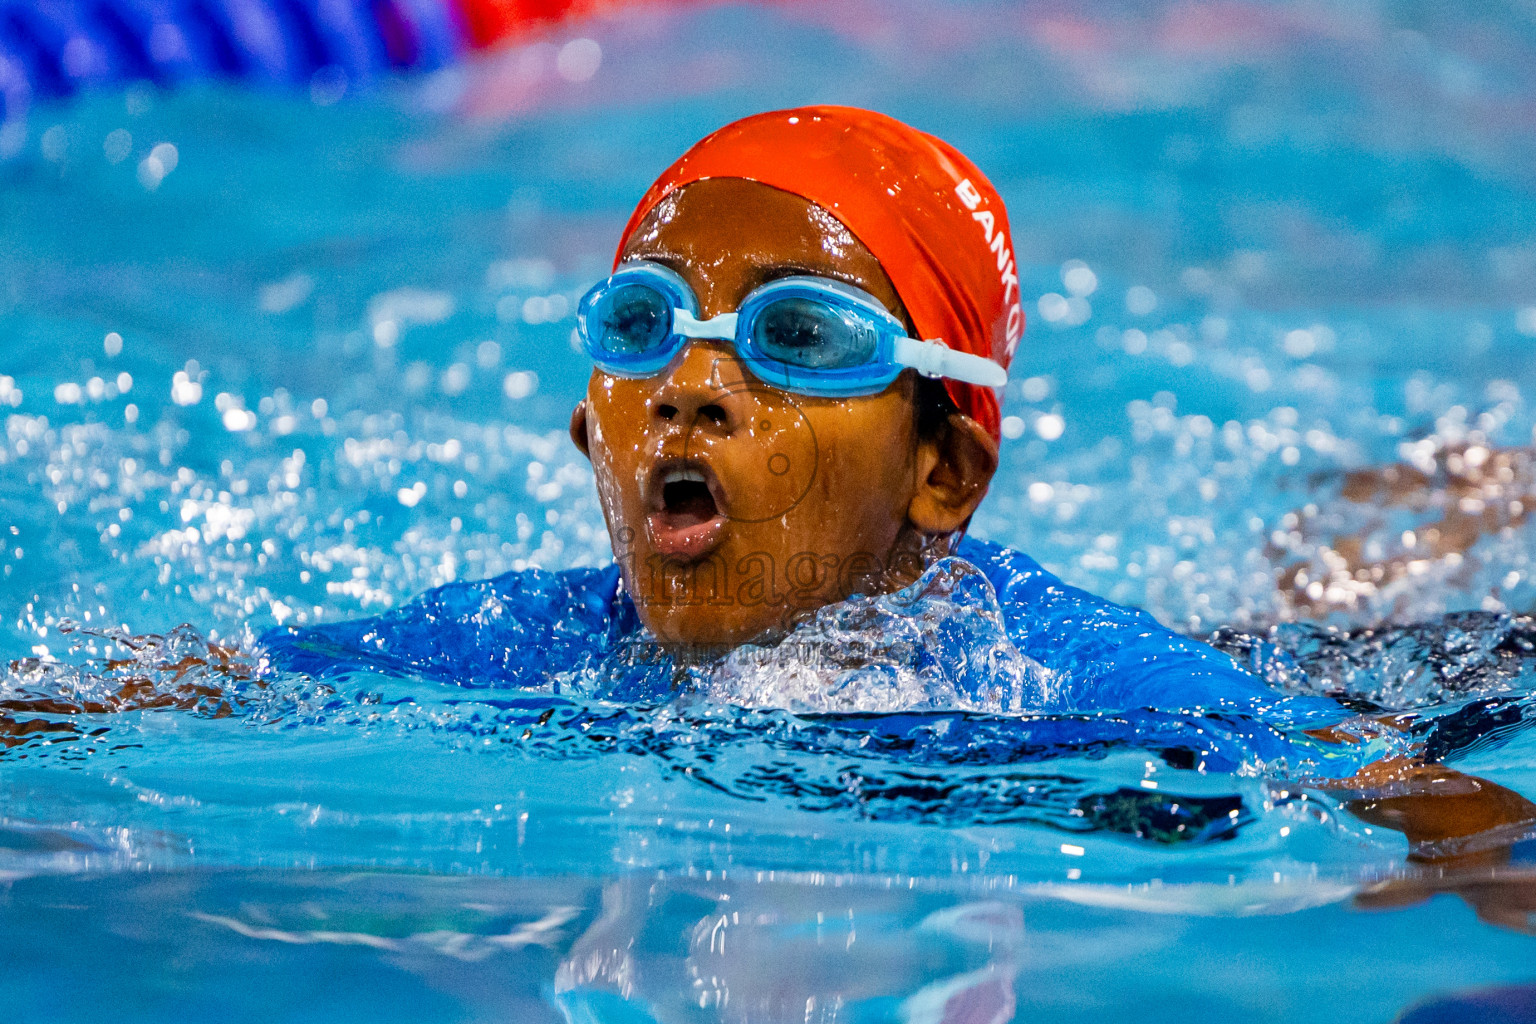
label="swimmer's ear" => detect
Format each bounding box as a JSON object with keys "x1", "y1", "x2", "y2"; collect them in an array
[
  {"x1": 569, "y1": 399, "x2": 592, "y2": 459},
  {"x1": 906, "y1": 413, "x2": 998, "y2": 535}
]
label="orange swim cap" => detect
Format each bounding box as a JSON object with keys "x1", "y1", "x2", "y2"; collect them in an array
[{"x1": 616, "y1": 105, "x2": 1022, "y2": 442}]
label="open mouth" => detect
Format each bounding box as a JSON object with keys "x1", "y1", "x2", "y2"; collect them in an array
[{"x1": 646, "y1": 460, "x2": 728, "y2": 561}]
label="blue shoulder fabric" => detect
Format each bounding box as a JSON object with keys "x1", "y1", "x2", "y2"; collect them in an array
[
  {"x1": 954, "y1": 536, "x2": 1342, "y2": 725},
  {"x1": 260, "y1": 541, "x2": 1342, "y2": 724},
  {"x1": 259, "y1": 562, "x2": 635, "y2": 688}
]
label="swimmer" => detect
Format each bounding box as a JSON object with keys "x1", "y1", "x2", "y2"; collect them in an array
[
  {"x1": 250, "y1": 107, "x2": 1535, "y2": 886},
  {"x1": 267, "y1": 106, "x2": 1301, "y2": 712}
]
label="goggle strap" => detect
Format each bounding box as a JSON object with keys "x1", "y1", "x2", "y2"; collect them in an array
[
  {"x1": 892, "y1": 336, "x2": 1008, "y2": 389},
  {"x1": 673, "y1": 309, "x2": 738, "y2": 342}
]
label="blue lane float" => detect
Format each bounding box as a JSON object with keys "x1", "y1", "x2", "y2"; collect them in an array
[
  {"x1": 0, "y1": 0, "x2": 469, "y2": 117},
  {"x1": 0, "y1": 0, "x2": 691, "y2": 135}
]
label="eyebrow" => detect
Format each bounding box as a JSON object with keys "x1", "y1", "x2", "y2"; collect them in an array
[
  {"x1": 627, "y1": 250, "x2": 687, "y2": 276},
  {"x1": 750, "y1": 262, "x2": 860, "y2": 291}
]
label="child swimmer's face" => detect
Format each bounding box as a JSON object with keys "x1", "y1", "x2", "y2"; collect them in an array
[{"x1": 570, "y1": 178, "x2": 999, "y2": 647}]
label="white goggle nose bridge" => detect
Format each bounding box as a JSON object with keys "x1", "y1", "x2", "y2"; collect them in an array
[{"x1": 671, "y1": 309, "x2": 739, "y2": 342}]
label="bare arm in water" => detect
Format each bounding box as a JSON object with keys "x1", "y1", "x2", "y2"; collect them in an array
[
  {"x1": 1266, "y1": 441, "x2": 1536, "y2": 929},
  {"x1": 1300, "y1": 726, "x2": 1536, "y2": 933},
  {"x1": 0, "y1": 627, "x2": 254, "y2": 748},
  {"x1": 1275, "y1": 443, "x2": 1533, "y2": 616},
  {"x1": 1342, "y1": 759, "x2": 1536, "y2": 934}
]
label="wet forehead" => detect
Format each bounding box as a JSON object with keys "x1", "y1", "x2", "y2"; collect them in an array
[{"x1": 619, "y1": 178, "x2": 906, "y2": 319}]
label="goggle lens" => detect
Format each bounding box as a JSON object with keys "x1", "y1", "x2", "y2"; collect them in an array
[
  {"x1": 591, "y1": 283, "x2": 673, "y2": 356},
  {"x1": 750, "y1": 297, "x2": 876, "y2": 370}
]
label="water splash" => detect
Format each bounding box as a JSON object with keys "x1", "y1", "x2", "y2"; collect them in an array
[
  {"x1": 0, "y1": 602, "x2": 1390, "y2": 850},
  {"x1": 2, "y1": 622, "x2": 254, "y2": 750},
  {"x1": 1211, "y1": 612, "x2": 1536, "y2": 712},
  {"x1": 691, "y1": 558, "x2": 1056, "y2": 714}
]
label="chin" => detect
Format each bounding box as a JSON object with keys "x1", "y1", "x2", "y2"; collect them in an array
[
  {"x1": 641, "y1": 608, "x2": 769, "y2": 651},
  {"x1": 629, "y1": 559, "x2": 792, "y2": 646}
]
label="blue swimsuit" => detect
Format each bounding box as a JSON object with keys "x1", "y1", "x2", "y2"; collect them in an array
[{"x1": 261, "y1": 536, "x2": 1343, "y2": 727}]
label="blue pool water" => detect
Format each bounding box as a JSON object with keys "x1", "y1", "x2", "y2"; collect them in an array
[{"x1": 4, "y1": 1, "x2": 1536, "y2": 1019}]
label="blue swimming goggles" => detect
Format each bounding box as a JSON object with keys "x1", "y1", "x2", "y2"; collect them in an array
[{"x1": 575, "y1": 261, "x2": 1008, "y2": 398}]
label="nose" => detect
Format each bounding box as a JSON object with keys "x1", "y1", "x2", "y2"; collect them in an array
[{"x1": 652, "y1": 340, "x2": 742, "y2": 435}]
